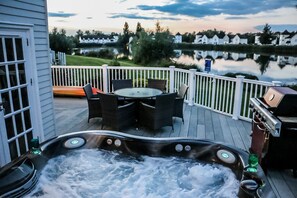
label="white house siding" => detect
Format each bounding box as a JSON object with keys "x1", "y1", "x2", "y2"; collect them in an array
[
  {"x1": 290, "y1": 34, "x2": 297, "y2": 45},
  {"x1": 212, "y1": 35, "x2": 219, "y2": 44},
  {"x1": 0, "y1": 0, "x2": 56, "y2": 140}
]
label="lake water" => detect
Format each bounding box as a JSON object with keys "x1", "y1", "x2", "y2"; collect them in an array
[{"x1": 77, "y1": 47, "x2": 297, "y2": 84}]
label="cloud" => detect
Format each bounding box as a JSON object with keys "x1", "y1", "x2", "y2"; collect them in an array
[
  {"x1": 56, "y1": 20, "x2": 68, "y2": 23},
  {"x1": 225, "y1": 16, "x2": 249, "y2": 20},
  {"x1": 109, "y1": 13, "x2": 179, "y2": 20},
  {"x1": 48, "y1": 12, "x2": 76, "y2": 18},
  {"x1": 86, "y1": 17, "x2": 93, "y2": 19},
  {"x1": 135, "y1": 0, "x2": 296, "y2": 18},
  {"x1": 255, "y1": 24, "x2": 297, "y2": 32}
]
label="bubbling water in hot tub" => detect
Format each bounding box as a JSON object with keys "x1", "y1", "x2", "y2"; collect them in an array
[{"x1": 26, "y1": 149, "x2": 239, "y2": 198}]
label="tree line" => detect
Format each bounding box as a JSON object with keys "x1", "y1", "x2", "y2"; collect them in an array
[
  {"x1": 49, "y1": 22, "x2": 291, "y2": 67},
  {"x1": 49, "y1": 23, "x2": 282, "y2": 54}
]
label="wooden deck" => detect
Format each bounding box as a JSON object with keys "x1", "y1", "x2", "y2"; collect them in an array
[{"x1": 54, "y1": 97, "x2": 297, "y2": 198}]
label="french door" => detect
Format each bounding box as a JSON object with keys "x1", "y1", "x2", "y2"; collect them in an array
[{"x1": 0, "y1": 27, "x2": 40, "y2": 166}]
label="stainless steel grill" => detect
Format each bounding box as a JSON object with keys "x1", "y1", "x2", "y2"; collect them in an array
[{"x1": 249, "y1": 86, "x2": 297, "y2": 176}]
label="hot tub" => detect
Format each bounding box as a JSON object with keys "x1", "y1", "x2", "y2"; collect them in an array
[{"x1": 0, "y1": 130, "x2": 275, "y2": 198}]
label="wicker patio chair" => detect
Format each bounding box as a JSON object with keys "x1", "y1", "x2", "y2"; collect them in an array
[
  {"x1": 83, "y1": 83, "x2": 102, "y2": 123},
  {"x1": 174, "y1": 84, "x2": 189, "y2": 123},
  {"x1": 98, "y1": 92, "x2": 136, "y2": 130},
  {"x1": 139, "y1": 93, "x2": 176, "y2": 131},
  {"x1": 147, "y1": 79, "x2": 167, "y2": 92},
  {"x1": 112, "y1": 79, "x2": 133, "y2": 91}
]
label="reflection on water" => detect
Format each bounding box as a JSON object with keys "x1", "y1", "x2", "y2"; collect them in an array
[
  {"x1": 254, "y1": 55, "x2": 270, "y2": 75},
  {"x1": 77, "y1": 47, "x2": 297, "y2": 84},
  {"x1": 173, "y1": 50, "x2": 297, "y2": 84}
]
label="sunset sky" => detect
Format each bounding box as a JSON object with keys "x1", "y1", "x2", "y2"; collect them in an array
[{"x1": 47, "y1": 0, "x2": 297, "y2": 35}]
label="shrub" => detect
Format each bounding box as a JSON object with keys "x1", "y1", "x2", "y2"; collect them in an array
[
  {"x1": 109, "y1": 59, "x2": 120, "y2": 66},
  {"x1": 85, "y1": 49, "x2": 115, "y2": 59},
  {"x1": 224, "y1": 72, "x2": 258, "y2": 80},
  {"x1": 131, "y1": 31, "x2": 175, "y2": 65}
]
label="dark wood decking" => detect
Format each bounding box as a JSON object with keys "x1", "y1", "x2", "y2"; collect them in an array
[{"x1": 54, "y1": 97, "x2": 297, "y2": 198}]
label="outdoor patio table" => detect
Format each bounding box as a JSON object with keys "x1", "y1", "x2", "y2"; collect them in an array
[
  {"x1": 114, "y1": 87, "x2": 162, "y2": 99},
  {"x1": 114, "y1": 87, "x2": 162, "y2": 130}
]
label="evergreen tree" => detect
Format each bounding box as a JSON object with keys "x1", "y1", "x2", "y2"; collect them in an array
[
  {"x1": 136, "y1": 22, "x2": 143, "y2": 33},
  {"x1": 259, "y1": 24, "x2": 273, "y2": 44},
  {"x1": 49, "y1": 28, "x2": 75, "y2": 53},
  {"x1": 76, "y1": 29, "x2": 83, "y2": 39},
  {"x1": 117, "y1": 22, "x2": 131, "y2": 54},
  {"x1": 155, "y1": 21, "x2": 162, "y2": 33},
  {"x1": 84, "y1": 30, "x2": 91, "y2": 36},
  {"x1": 132, "y1": 24, "x2": 174, "y2": 65}
]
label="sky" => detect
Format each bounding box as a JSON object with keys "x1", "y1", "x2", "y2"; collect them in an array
[{"x1": 47, "y1": 0, "x2": 297, "y2": 35}]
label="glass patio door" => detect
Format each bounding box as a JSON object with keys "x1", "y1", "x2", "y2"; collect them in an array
[{"x1": 0, "y1": 30, "x2": 35, "y2": 166}]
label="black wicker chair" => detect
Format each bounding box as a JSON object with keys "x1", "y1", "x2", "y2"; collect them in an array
[
  {"x1": 147, "y1": 79, "x2": 167, "y2": 92},
  {"x1": 112, "y1": 79, "x2": 133, "y2": 91},
  {"x1": 83, "y1": 83, "x2": 102, "y2": 123},
  {"x1": 174, "y1": 84, "x2": 189, "y2": 123},
  {"x1": 139, "y1": 93, "x2": 176, "y2": 131},
  {"x1": 112, "y1": 79, "x2": 134, "y2": 104},
  {"x1": 98, "y1": 92, "x2": 136, "y2": 130}
]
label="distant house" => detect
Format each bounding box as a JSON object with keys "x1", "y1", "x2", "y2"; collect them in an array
[
  {"x1": 79, "y1": 35, "x2": 119, "y2": 44},
  {"x1": 231, "y1": 35, "x2": 247, "y2": 44},
  {"x1": 212, "y1": 35, "x2": 219, "y2": 44},
  {"x1": 222, "y1": 35, "x2": 229, "y2": 44},
  {"x1": 174, "y1": 32, "x2": 182, "y2": 43},
  {"x1": 290, "y1": 34, "x2": 297, "y2": 45},
  {"x1": 256, "y1": 30, "x2": 297, "y2": 46},
  {"x1": 193, "y1": 33, "x2": 230, "y2": 44},
  {"x1": 0, "y1": 0, "x2": 55, "y2": 166},
  {"x1": 279, "y1": 31, "x2": 297, "y2": 46},
  {"x1": 254, "y1": 35, "x2": 261, "y2": 45},
  {"x1": 201, "y1": 35, "x2": 209, "y2": 44},
  {"x1": 279, "y1": 30, "x2": 291, "y2": 45},
  {"x1": 193, "y1": 34, "x2": 203, "y2": 44}
]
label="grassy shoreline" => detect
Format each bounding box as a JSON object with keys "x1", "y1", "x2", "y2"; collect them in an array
[{"x1": 66, "y1": 55, "x2": 138, "y2": 66}]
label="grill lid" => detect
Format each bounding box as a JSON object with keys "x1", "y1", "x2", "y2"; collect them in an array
[{"x1": 263, "y1": 87, "x2": 297, "y2": 116}]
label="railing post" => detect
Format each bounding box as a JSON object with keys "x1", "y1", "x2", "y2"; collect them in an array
[
  {"x1": 102, "y1": 64, "x2": 108, "y2": 93},
  {"x1": 169, "y1": 66, "x2": 175, "y2": 93},
  {"x1": 188, "y1": 69, "x2": 196, "y2": 106},
  {"x1": 272, "y1": 81, "x2": 282, "y2": 86},
  {"x1": 211, "y1": 74, "x2": 216, "y2": 110},
  {"x1": 63, "y1": 52, "x2": 66, "y2": 65},
  {"x1": 232, "y1": 75, "x2": 245, "y2": 120}
]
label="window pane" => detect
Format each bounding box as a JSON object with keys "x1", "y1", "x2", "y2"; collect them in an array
[
  {"x1": 18, "y1": 63, "x2": 26, "y2": 84},
  {"x1": 19, "y1": 135, "x2": 27, "y2": 155},
  {"x1": 5, "y1": 38, "x2": 14, "y2": 61},
  {"x1": 15, "y1": 38, "x2": 23, "y2": 60},
  {"x1": 21, "y1": 87, "x2": 29, "y2": 108},
  {"x1": 0, "y1": 38, "x2": 4, "y2": 62},
  {"x1": 8, "y1": 64, "x2": 17, "y2": 87},
  {"x1": 2, "y1": 91, "x2": 11, "y2": 115},
  {"x1": 9, "y1": 140, "x2": 18, "y2": 160},
  {"x1": 0, "y1": 65, "x2": 7, "y2": 89},
  {"x1": 24, "y1": 110, "x2": 32, "y2": 130},
  {"x1": 15, "y1": 112, "x2": 24, "y2": 134},
  {"x1": 12, "y1": 89, "x2": 20, "y2": 111},
  {"x1": 5, "y1": 116, "x2": 15, "y2": 139},
  {"x1": 27, "y1": 131, "x2": 33, "y2": 147}
]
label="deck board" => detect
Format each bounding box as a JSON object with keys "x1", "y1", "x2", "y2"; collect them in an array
[{"x1": 54, "y1": 97, "x2": 297, "y2": 198}]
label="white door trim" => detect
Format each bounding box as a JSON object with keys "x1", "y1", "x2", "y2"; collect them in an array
[{"x1": 0, "y1": 22, "x2": 44, "y2": 166}]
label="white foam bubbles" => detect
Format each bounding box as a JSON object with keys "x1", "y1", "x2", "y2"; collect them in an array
[{"x1": 26, "y1": 149, "x2": 239, "y2": 198}]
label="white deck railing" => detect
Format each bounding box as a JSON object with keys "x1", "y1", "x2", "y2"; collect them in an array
[{"x1": 51, "y1": 65, "x2": 280, "y2": 121}]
